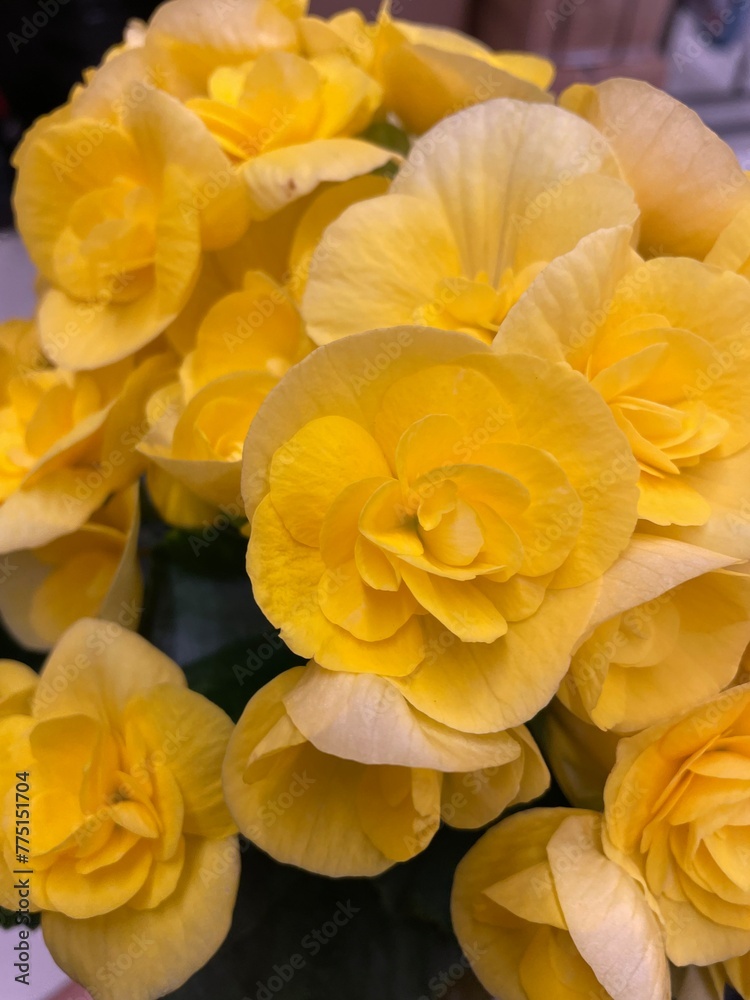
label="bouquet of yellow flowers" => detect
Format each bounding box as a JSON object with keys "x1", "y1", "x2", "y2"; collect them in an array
[{"x1": 2, "y1": 1, "x2": 750, "y2": 998}]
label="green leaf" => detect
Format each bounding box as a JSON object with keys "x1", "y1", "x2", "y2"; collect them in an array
[{"x1": 359, "y1": 120, "x2": 411, "y2": 158}]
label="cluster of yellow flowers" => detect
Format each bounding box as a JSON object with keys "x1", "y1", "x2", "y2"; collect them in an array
[{"x1": 2, "y1": 0, "x2": 750, "y2": 997}]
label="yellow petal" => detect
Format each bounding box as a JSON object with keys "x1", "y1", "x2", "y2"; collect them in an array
[
  {"x1": 584, "y1": 534, "x2": 738, "y2": 634},
  {"x1": 125, "y1": 89, "x2": 250, "y2": 251},
  {"x1": 145, "y1": 464, "x2": 219, "y2": 529},
  {"x1": 288, "y1": 173, "x2": 389, "y2": 301},
  {"x1": 183, "y1": 271, "x2": 304, "y2": 393},
  {"x1": 442, "y1": 725, "x2": 549, "y2": 830},
  {"x1": 496, "y1": 226, "x2": 634, "y2": 367},
  {"x1": 638, "y1": 471, "x2": 712, "y2": 527},
  {"x1": 124, "y1": 684, "x2": 236, "y2": 839},
  {"x1": 0, "y1": 467, "x2": 112, "y2": 557},
  {"x1": 283, "y1": 663, "x2": 524, "y2": 772},
  {"x1": 243, "y1": 138, "x2": 395, "y2": 218},
  {"x1": 37, "y1": 164, "x2": 202, "y2": 369},
  {"x1": 302, "y1": 193, "x2": 461, "y2": 345},
  {"x1": 451, "y1": 807, "x2": 589, "y2": 999},
  {"x1": 705, "y1": 199, "x2": 750, "y2": 278},
  {"x1": 141, "y1": 372, "x2": 276, "y2": 507},
  {"x1": 658, "y1": 445, "x2": 750, "y2": 559},
  {"x1": 0, "y1": 484, "x2": 142, "y2": 652},
  {"x1": 129, "y1": 835, "x2": 186, "y2": 910},
  {"x1": 43, "y1": 835, "x2": 239, "y2": 1000},
  {"x1": 248, "y1": 495, "x2": 425, "y2": 675},
  {"x1": 391, "y1": 99, "x2": 626, "y2": 286},
  {"x1": 13, "y1": 118, "x2": 141, "y2": 282},
  {"x1": 223, "y1": 669, "x2": 408, "y2": 875},
  {"x1": 43, "y1": 841, "x2": 153, "y2": 918},
  {"x1": 0, "y1": 659, "x2": 38, "y2": 717},
  {"x1": 318, "y1": 562, "x2": 418, "y2": 642},
  {"x1": 33, "y1": 618, "x2": 186, "y2": 723},
  {"x1": 467, "y1": 353, "x2": 640, "y2": 588},
  {"x1": 560, "y1": 78, "x2": 750, "y2": 258},
  {"x1": 242, "y1": 327, "x2": 492, "y2": 522},
  {"x1": 357, "y1": 765, "x2": 441, "y2": 861},
  {"x1": 268, "y1": 414, "x2": 390, "y2": 545},
  {"x1": 381, "y1": 42, "x2": 552, "y2": 135},
  {"x1": 398, "y1": 563, "x2": 508, "y2": 643},
  {"x1": 548, "y1": 813, "x2": 671, "y2": 1000},
  {"x1": 394, "y1": 584, "x2": 596, "y2": 733},
  {"x1": 518, "y1": 924, "x2": 608, "y2": 1000}
]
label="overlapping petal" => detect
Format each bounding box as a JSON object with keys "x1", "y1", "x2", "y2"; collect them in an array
[
  {"x1": 302, "y1": 98, "x2": 638, "y2": 346},
  {"x1": 223, "y1": 664, "x2": 549, "y2": 875},
  {"x1": 0, "y1": 623, "x2": 238, "y2": 1000},
  {"x1": 451, "y1": 808, "x2": 670, "y2": 1000},
  {"x1": 243, "y1": 327, "x2": 638, "y2": 732}
]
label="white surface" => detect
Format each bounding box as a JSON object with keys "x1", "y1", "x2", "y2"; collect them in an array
[
  {"x1": 0, "y1": 924, "x2": 89, "y2": 1000},
  {"x1": 0, "y1": 232, "x2": 35, "y2": 320}
]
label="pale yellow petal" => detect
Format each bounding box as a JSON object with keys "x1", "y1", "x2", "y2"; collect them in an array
[
  {"x1": 243, "y1": 138, "x2": 395, "y2": 218},
  {"x1": 381, "y1": 43, "x2": 552, "y2": 135},
  {"x1": 302, "y1": 193, "x2": 461, "y2": 345},
  {"x1": 283, "y1": 663, "x2": 523, "y2": 772},
  {"x1": 548, "y1": 813, "x2": 670, "y2": 1000},
  {"x1": 33, "y1": 618, "x2": 186, "y2": 723},
  {"x1": 242, "y1": 327, "x2": 491, "y2": 522},
  {"x1": 124, "y1": 684, "x2": 236, "y2": 839},
  {"x1": 560, "y1": 78, "x2": 750, "y2": 258},
  {"x1": 391, "y1": 98, "x2": 625, "y2": 285},
  {"x1": 43, "y1": 836, "x2": 239, "y2": 1000},
  {"x1": 394, "y1": 583, "x2": 596, "y2": 733},
  {"x1": 496, "y1": 226, "x2": 634, "y2": 366}
]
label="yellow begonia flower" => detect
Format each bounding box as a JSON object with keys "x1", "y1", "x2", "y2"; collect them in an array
[
  {"x1": 0, "y1": 484, "x2": 142, "y2": 652},
  {"x1": 129, "y1": 0, "x2": 393, "y2": 220},
  {"x1": 223, "y1": 664, "x2": 548, "y2": 876},
  {"x1": 0, "y1": 619, "x2": 238, "y2": 1000},
  {"x1": 559, "y1": 78, "x2": 750, "y2": 260},
  {"x1": 188, "y1": 51, "x2": 382, "y2": 162},
  {"x1": 558, "y1": 535, "x2": 750, "y2": 733},
  {"x1": 301, "y1": 98, "x2": 638, "y2": 346},
  {"x1": 140, "y1": 271, "x2": 312, "y2": 521},
  {"x1": 604, "y1": 683, "x2": 750, "y2": 966},
  {"x1": 497, "y1": 226, "x2": 750, "y2": 541},
  {"x1": 242, "y1": 326, "x2": 640, "y2": 733},
  {"x1": 451, "y1": 808, "x2": 671, "y2": 1000},
  {"x1": 13, "y1": 83, "x2": 249, "y2": 370},
  {"x1": 0, "y1": 320, "x2": 175, "y2": 555}
]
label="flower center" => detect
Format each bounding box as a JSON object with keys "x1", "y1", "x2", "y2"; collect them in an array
[{"x1": 415, "y1": 265, "x2": 546, "y2": 343}]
